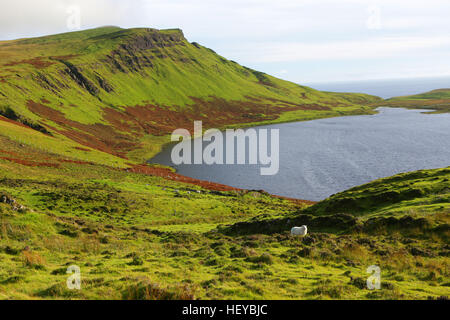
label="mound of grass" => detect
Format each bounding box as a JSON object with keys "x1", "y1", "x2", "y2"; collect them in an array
[
  {"x1": 379, "y1": 88, "x2": 450, "y2": 113},
  {"x1": 123, "y1": 280, "x2": 197, "y2": 300},
  {"x1": 223, "y1": 168, "x2": 449, "y2": 242}
]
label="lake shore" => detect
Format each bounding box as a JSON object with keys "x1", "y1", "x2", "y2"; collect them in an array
[{"x1": 150, "y1": 107, "x2": 450, "y2": 201}]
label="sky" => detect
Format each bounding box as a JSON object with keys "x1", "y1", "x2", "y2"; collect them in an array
[{"x1": 0, "y1": 0, "x2": 449, "y2": 84}]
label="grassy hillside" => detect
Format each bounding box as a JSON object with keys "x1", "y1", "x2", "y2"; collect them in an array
[
  {"x1": 0, "y1": 27, "x2": 447, "y2": 300},
  {"x1": 0, "y1": 140, "x2": 448, "y2": 299},
  {"x1": 304, "y1": 167, "x2": 450, "y2": 219},
  {"x1": 227, "y1": 168, "x2": 449, "y2": 236},
  {"x1": 217, "y1": 168, "x2": 449, "y2": 299},
  {"x1": 305, "y1": 167, "x2": 450, "y2": 242},
  {"x1": 378, "y1": 88, "x2": 450, "y2": 113},
  {"x1": 0, "y1": 27, "x2": 380, "y2": 163},
  {"x1": 0, "y1": 136, "x2": 448, "y2": 299}
]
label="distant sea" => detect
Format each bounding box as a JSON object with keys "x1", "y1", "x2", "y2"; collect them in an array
[{"x1": 305, "y1": 76, "x2": 450, "y2": 99}]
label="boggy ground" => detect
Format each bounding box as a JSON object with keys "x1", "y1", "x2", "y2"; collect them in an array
[{"x1": 0, "y1": 137, "x2": 448, "y2": 300}]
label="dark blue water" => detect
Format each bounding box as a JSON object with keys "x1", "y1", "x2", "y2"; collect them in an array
[{"x1": 150, "y1": 108, "x2": 450, "y2": 201}]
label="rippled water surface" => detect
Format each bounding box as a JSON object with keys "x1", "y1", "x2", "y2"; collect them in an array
[{"x1": 150, "y1": 108, "x2": 450, "y2": 201}]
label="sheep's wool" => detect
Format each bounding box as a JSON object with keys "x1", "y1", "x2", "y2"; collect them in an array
[{"x1": 291, "y1": 225, "x2": 308, "y2": 236}]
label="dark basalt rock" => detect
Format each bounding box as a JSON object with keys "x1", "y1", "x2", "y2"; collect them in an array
[
  {"x1": 59, "y1": 60, "x2": 99, "y2": 96},
  {"x1": 95, "y1": 74, "x2": 114, "y2": 92}
]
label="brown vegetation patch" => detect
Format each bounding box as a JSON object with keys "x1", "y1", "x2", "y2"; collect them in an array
[
  {"x1": 57, "y1": 159, "x2": 94, "y2": 165},
  {"x1": 0, "y1": 149, "x2": 23, "y2": 157},
  {"x1": 27, "y1": 100, "x2": 137, "y2": 157},
  {"x1": 0, "y1": 156, "x2": 60, "y2": 168},
  {"x1": 22, "y1": 250, "x2": 46, "y2": 268},
  {"x1": 106, "y1": 96, "x2": 326, "y2": 137},
  {"x1": 49, "y1": 54, "x2": 80, "y2": 60},
  {"x1": 127, "y1": 164, "x2": 240, "y2": 192},
  {"x1": 74, "y1": 146, "x2": 92, "y2": 152},
  {"x1": 4, "y1": 57, "x2": 54, "y2": 69},
  {"x1": 126, "y1": 164, "x2": 314, "y2": 204},
  {"x1": 123, "y1": 279, "x2": 196, "y2": 300},
  {"x1": 26, "y1": 96, "x2": 332, "y2": 161},
  {"x1": 0, "y1": 115, "x2": 35, "y2": 130}
]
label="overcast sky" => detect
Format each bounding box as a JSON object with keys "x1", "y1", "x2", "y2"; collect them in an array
[{"x1": 1, "y1": 0, "x2": 449, "y2": 83}]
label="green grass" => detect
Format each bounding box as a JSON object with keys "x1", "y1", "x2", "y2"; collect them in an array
[
  {"x1": 390, "y1": 89, "x2": 450, "y2": 100},
  {"x1": 377, "y1": 89, "x2": 450, "y2": 113},
  {"x1": 0, "y1": 26, "x2": 380, "y2": 121},
  {"x1": 227, "y1": 168, "x2": 449, "y2": 238},
  {"x1": 0, "y1": 27, "x2": 447, "y2": 300},
  {"x1": 0, "y1": 119, "x2": 127, "y2": 167},
  {"x1": 0, "y1": 142, "x2": 447, "y2": 299},
  {"x1": 305, "y1": 167, "x2": 450, "y2": 218}
]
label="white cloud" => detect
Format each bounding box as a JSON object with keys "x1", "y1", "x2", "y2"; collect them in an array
[
  {"x1": 1, "y1": 0, "x2": 449, "y2": 40},
  {"x1": 0, "y1": 0, "x2": 130, "y2": 39},
  {"x1": 0, "y1": 0, "x2": 448, "y2": 82},
  {"x1": 227, "y1": 36, "x2": 450, "y2": 62}
]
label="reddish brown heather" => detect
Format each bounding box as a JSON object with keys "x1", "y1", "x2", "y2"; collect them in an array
[
  {"x1": 49, "y1": 54, "x2": 81, "y2": 60},
  {"x1": 57, "y1": 159, "x2": 94, "y2": 165},
  {"x1": 27, "y1": 97, "x2": 326, "y2": 158},
  {"x1": 23, "y1": 98, "x2": 321, "y2": 203},
  {"x1": 127, "y1": 164, "x2": 241, "y2": 192},
  {"x1": 73, "y1": 146, "x2": 92, "y2": 152},
  {"x1": 0, "y1": 115, "x2": 36, "y2": 130},
  {"x1": 27, "y1": 100, "x2": 137, "y2": 158},
  {"x1": 0, "y1": 156, "x2": 60, "y2": 168},
  {"x1": 3, "y1": 57, "x2": 54, "y2": 69},
  {"x1": 126, "y1": 164, "x2": 316, "y2": 205}
]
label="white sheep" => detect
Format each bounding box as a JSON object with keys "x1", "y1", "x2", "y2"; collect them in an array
[{"x1": 291, "y1": 225, "x2": 308, "y2": 237}]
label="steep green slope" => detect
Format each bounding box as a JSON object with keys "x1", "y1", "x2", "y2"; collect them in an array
[
  {"x1": 0, "y1": 147, "x2": 447, "y2": 299},
  {"x1": 379, "y1": 88, "x2": 450, "y2": 113},
  {"x1": 223, "y1": 168, "x2": 449, "y2": 239},
  {"x1": 304, "y1": 167, "x2": 450, "y2": 218},
  {"x1": 0, "y1": 140, "x2": 448, "y2": 299},
  {"x1": 0, "y1": 27, "x2": 381, "y2": 163}
]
